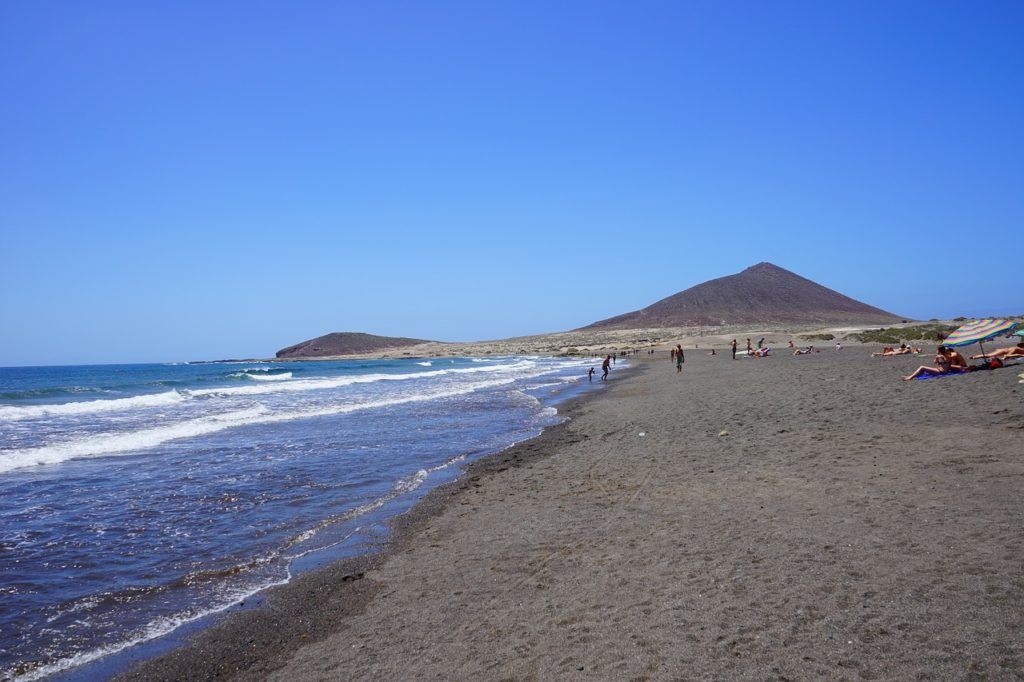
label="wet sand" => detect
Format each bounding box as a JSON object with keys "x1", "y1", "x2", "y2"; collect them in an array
[{"x1": 121, "y1": 349, "x2": 1024, "y2": 680}]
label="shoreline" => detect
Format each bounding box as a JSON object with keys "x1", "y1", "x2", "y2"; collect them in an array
[
  {"x1": 109, "y1": 363, "x2": 639, "y2": 680},
  {"x1": 96, "y1": 347, "x2": 1024, "y2": 678}
]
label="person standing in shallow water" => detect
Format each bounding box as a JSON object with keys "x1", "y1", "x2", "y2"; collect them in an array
[
  {"x1": 731, "y1": 339, "x2": 737, "y2": 360},
  {"x1": 675, "y1": 344, "x2": 685, "y2": 373},
  {"x1": 601, "y1": 355, "x2": 611, "y2": 381},
  {"x1": 588, "y1": 367, "x2": 595, "y2": 382}
]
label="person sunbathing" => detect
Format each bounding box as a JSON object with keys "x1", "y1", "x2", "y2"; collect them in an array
[
  {"x1": 793, "y1": 346, "x2": 813, "y2": 356},
  {"x1": 969, "y1": 342, "x2": 1024, "y2": 360},
  {"x1": 873, "y1": 344, "x2": 915, "y2": 357},
  {"x1": 967, "y1": 356, "x2": 1004, "y2": 371},
  {"x1": 902, "y1": 346, "x2": 967, "y2": 381}
]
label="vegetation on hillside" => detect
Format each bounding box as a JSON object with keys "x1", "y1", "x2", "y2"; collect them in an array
[{"x1": 845, "y1": 324, "x2": 957, "y2": 345}]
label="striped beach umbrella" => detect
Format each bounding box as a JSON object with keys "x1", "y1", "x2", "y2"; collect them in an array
[{"x1": 943, "y1": 318, "x2": 1018, "y2": 357}]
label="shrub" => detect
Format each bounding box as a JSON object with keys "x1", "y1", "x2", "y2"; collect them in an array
[{"x1": 846, "y1": 324, "x2": 956, "y2": 345}]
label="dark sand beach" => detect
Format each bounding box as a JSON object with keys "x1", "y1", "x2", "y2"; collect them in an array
[{"x1": 121, "y1": 347, "x2": 1024, "y2": 680}]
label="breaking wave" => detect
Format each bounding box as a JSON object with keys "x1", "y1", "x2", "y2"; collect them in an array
[
  {"x1": 0, "y1": 391, "x2": 186, "y2": 421},
  {"x1": 0, "y1": 375, "x2": 532, "y2": 474},
  {"x1": 0, "y1": 363, "x2": 541, "y2": 422}
]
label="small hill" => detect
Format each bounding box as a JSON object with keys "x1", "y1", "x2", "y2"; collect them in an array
[
  {"x1": 583, "y1": 262, "x2": 903, "y2": 329},
  {"x1": 276, "y1": 332, "x2": 429, "y2": 358}
]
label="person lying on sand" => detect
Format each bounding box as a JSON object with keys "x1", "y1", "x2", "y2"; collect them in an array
[
  {"x1": 902, "y1": 346, "x2": 967, "y2": 381},
  {"x1": 970, "y1": 342, "x2": 1024, "y2": 360},
  {"x1": 873, "y1": 344, "x2": 914, "y2": 357},
  {"x1": 793, "y1": 346, "x2": 814, "y2": 355},
  {"x1": 967, "y1": 356, "x2": 1004, "y2": 371}
]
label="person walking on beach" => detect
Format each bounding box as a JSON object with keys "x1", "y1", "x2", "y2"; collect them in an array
[
  {"x1": 588, "y1": 367, "x2": 595, "y2": 382},
  {"x1": 675, "y1": 344, "x2": 685, "y2": 373},
  {"x1": 601, "y1": 355, "x2": 611, "y2": 381},
  {"x1": 731, "y1": 339, "x2": 737, "y2": 360}
]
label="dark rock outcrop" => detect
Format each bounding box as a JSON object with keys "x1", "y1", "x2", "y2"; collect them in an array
[{"x1": 276, "y1": 332, "x2": 429, "y2": 358}]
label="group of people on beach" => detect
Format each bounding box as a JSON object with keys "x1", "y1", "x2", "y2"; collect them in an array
[
  {"x1": 587, "y1": 337, "x2": 1023, "y2": 384},
  {"x1": 872, "y1": 344, "x2": 923, "y2": 357},
  {"x1": 901, "y1": 341, "x2": 1024, "y2": 381}
]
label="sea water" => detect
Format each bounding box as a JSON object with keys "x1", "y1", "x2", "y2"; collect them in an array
[{"x1": 0, "y1": 356, "x2": 602, "y2": 678}]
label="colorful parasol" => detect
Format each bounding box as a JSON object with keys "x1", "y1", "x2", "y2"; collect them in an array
[{"x1": 943, "y1": 318, "x2": 1018, "y2": 357}]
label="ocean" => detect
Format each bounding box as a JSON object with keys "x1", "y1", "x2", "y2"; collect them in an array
[{"x1": 0, "y1": 356, "x2": 602, "y2": 679}]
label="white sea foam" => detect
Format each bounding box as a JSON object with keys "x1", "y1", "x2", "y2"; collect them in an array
[
  {"x1": 0, "y1": 362, "x2": 541, "y2": 422},
  {"x1": 186, "y1": 361, "x2": 538, "y2": 397},
  {"x1": 0, "y1": 374, "x2": 545, "y2": 474},
  {"x1": 15, "y1": 453, "x2": 465, "y2": 680},
  {"x1": 0, "y1": 406, "x2": 270, "y2": 472},
  {"x1": 415, "y1": 361, "x2": 432, "y2": 366},
  {"x1": 247, "y1": 372, "x2": 292, "y2": 381},
  {"x1": 14, "y1": 570, "x2": 293, "y2": 682},
  {"x1": 0, "y1": 359, "x2": 592, "y2": 473},
  {"x1": 0, "y1": 391, "x2": 186, "y2": 421}
]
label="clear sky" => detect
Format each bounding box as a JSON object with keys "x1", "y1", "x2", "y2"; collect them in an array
[{"x1": 2, "y1": 2, "x2": 1022, "y2": 366}]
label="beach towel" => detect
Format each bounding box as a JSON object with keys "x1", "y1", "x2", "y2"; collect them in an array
[{"x1": 914, "y1": 370, "x2": 966, "y2": 381}]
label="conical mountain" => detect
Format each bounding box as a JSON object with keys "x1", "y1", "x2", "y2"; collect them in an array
[{"x1": 582, "y1": 262, "x2": 903, "y2": 329}]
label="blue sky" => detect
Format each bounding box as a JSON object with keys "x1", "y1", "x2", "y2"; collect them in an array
[{"x1": 2, "y1": 2, "x2": 1022, "y2": 365}]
